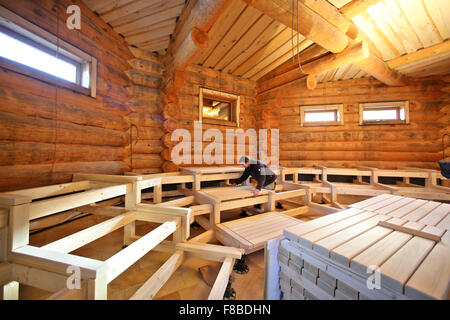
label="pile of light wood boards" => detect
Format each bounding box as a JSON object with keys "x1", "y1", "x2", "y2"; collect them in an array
[{"x1": 277, "y1": 194, "x2": 450, "y2": 300}]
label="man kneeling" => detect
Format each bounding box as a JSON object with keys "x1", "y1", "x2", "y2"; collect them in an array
[{"x1": 233, "y1": 156, "x2": 277, "y2": 197}]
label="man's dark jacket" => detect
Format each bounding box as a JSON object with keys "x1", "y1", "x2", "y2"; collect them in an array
[{"x1": 234, "y1": 160, "x2": 276, "y2": 190}]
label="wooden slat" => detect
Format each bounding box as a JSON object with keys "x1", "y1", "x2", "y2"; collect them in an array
[
  {"x1": 298, "y1": 211, "x2": 377, "y2": 249},
  {"x1": 348, "y1": 193, "x2": 393, "y2": 209},
  {"x1": 313, "y1": 214, "x2": 391, "y2": 258},
  {"x1": 362, "y1": 195, "x2": 404, "y2": 212},
  {"x1": 330, "y1": 218, "x2": 406, "y2": 267},
  {"x1": 379, "y1": 236, "x2": 435, "y2": 294},
  {"x1": 372, "y1": 197, "x2": 416, "y2": 215},
  {"x1": 387, "y1": 199, "x2": 428, "y2": 218},
  {"x1": 418, "y1": 203, "x2": 450, "y2": 226},
  {"x1": 400, "y1": 201, "x2": 442, "y2": 222},
  {"x1": 350, "y1": 220, "x2": 425, "y2": 275},
  {"x1": 208, "y1": 258, "x2": 233, "y2": 300},
  {"x1": 405, "y1": 231, "x2": 450, "y2": 300},
  {"x1": 283, "y1": 207, "x2": 363, "y2": 241}
]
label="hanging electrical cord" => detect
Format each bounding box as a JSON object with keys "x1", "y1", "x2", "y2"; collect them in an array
[
  {"x1": 130, "y1": 124, "x2": 139, "y2": 171},
  {"x1": 296, "y1": 0, "x2": 304, "y2": 74},
  {"x1": 51, "y1": 6, "x2": 60, "y2": 176},
  {"x1": 287, "y1": 0, "x2": 304, "y2": 73}
]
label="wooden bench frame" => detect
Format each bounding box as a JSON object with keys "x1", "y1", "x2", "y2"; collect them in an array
[{"x1": 0, "y1": 173, "x2": 243, "y2": 300}]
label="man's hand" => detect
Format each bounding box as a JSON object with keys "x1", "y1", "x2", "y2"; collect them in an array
[{"x1": 253, "y1": 189, "x2": 260, "y2": 197}]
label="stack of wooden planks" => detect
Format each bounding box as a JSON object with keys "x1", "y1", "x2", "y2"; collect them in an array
[{"x1": 277, "y1": 194, "x2": 450, "y2": 300}]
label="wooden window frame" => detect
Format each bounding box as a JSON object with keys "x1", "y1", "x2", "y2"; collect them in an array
[
  {"x1": 0, "y1": 5, "x2": 97, "y2": 98},
  {"x1": 300, "y1": 104, "x2": 344, "y2": 127},
  {"x1": 359, "y1": 101, "x2": 409, "y2": 125},
  {"x1": 199, "y1": 87, "x2": 240, "y2": 127}
]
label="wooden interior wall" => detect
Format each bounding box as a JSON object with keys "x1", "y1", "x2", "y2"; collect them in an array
[
  {"x1": 257, "y1": 75, "x2": 447, "y2": 170},
  {"x1": 0, "y1": 0, "x2": 134, "y2": 191},
  {"x1": 441, "y1": 76, "x2": 450, "y2": 161},
  {"x1": 161, "y1": 64, "x2": 257, "y2": 170},
  {"x1": 126, "y1": 48, "x2": 165, "y2": 175}
]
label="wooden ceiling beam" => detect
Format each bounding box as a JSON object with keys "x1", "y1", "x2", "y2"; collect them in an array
[
  {"x1": 165, "y1": 0, "x2": 234, "y2": 68},
  {"x1": 243, "y1": 0, "x2": 349, "y2": 53},
  {"x1": 339, "y1": 0, "x2": 382, "y2": 19},
  {"x1": 257, "y1": 41, "x2": 370, "y2": 92},
  {"x1": 387, "y1": 40, "x2": 450, "y2": 69},
  {"x1": 244, "y1": 0, "x2": 405, "y2": 86}
]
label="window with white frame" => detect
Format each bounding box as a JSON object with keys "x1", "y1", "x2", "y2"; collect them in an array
[
  {"x1": 300, "y1": 104, "x2": 344, "y2": 126},
  {"x1": 0, "y1": 5, "x2": 97, "y2": 97},
  {"x1": 199, "y1": 88, "x2": 240, "y2": 127},
  {"x1": 359, "y1": 101, "x2": 409, "y2": 125}
]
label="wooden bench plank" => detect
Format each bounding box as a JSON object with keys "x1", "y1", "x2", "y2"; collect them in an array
[
  {"x1": 418, "y1": 203, "x2": 450, "y2": 226},
  {"x1": 283, "y1": 208, "x2": 363, "y2": 242},
  {"x1": 373, "y1": 197, "x2": 416, "y2": 215},
  {"x1": 313, "y1": 214, "x2": 391, "y2": 258},
  {"x1": 400, "y1": 201, "x2": 442, "y2": 222},
  {"x1": 350, "y1": 221, "x2": 425, "y2": 276},
  {"x1": 405, "y1": 231, "x2": 450, "y2": 300},
  {"x1": 362, "y1": 195, "x2": 404, "y2": 212},
  {"x1": 379, "y1": 236, "x2": 435, "y2": 294},
  {"x1": 348, "y1": 194, "x2": 393, "y2": 209},
  {"x1": 298, "y1": 212, "x2": 377, "y2": 249},
  {"x1": 436, "y1": 214, "x2": 450, "y2": 231},
  {"x1": 387, "y1": 199, "x2": 427, "y2": 218}
]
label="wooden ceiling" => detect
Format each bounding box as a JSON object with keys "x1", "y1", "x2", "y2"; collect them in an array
[
  {"x1": 82, "y1": 0, "x2": 186, "y2": 54},
  {"x1": 83, "y1": 0, "x2": 450, "y2": 83}
]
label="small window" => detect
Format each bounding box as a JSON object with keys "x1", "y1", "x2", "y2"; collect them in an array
[
  {"x1": 199, "y1": 88, "x2": 240, "y2": 127},
  {"x1": 359, "y1": 101, "x2": 409, "y2": 125},
  {"x1": 300, "y1": 104, "x2": 344, "y2": 126},
  {"x1": 0, "y1": 5, "x2": 97, "y2": 97}
]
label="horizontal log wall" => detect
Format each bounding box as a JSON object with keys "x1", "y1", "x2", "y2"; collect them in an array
[
  {"x1": 126, "y1": 47, "x2": 165, "y2": 175},
  {"x1": 161, "y1": 64, "x2": 257, "y2": 170},
  {"x1": 256, "y1": 75, "x2": 447, "y2": 170},
  {"x1": 0, "y1": 0, "x2": 134, "y2": 191}
]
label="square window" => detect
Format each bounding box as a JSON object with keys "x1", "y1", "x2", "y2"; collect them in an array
[{"x1": 199, "y1": 88, "x2": 240, "y2": 127}]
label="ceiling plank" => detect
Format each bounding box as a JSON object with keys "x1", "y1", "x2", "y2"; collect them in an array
[
  {"x1": 223, "y1": 20, "x2": 285, "y2": 74},
  {"x1": 193, "y1": 0, "x2": 247, "y2": 65},
  {"x1": 101, "y1": 0, "x2": 161, "y2": 23},
  {"x1": 203, "y1": 6, "x2": 263, "y2": 68},
  {"x1": 215, "y1": 14, "x2": 273, "y2": 71}
]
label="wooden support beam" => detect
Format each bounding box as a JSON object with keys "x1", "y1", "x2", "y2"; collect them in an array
[
  {"x1": 387, "y1": 40, "x2": 450, "y2": 69},
  {"x1": 156, "y1": 196, "x2": 194, "y2": 208},
  {"x1": 340, "y1": 0, "x2": 383, "y2": 20},
  {"x1": 243, "y1": 0, "x2": 348, "y2": 53},
  {"x1": 129, "y1": 250, "x2": 184, "y2": 300},
  {"x1": 154, "y1": 241, "x2": 243, "y2": 262},
  {"x1": 9, "y1": 245, "x2": 105, "y2": 280},
  {"x1": 41, "y1": 212, "x2": 136, "y2": 254},
  {"x1": 29, "y1": 184, "x2": 128, "y2": 220},
  {"x1": 168, "y1": 0, "x2": 234, "y2": 58},
  {"x1": 170, "y1": 27, "x2": 208, "y2": 71},
  {"x1": 105, "y1": 221, "x2": 176, "y2": 284},
  {"x1": 247, "y1": 0, "x2": 404, "y2": 86},
  {"x1": 303, "y1": 41, "x2": 369, "y2": 76},
  {"x1": 188, "y1": 230, "x2": 216, "y2": 244},
  {"x1": 208, "y1": 258, "x2": 234, "y2": 300}
]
